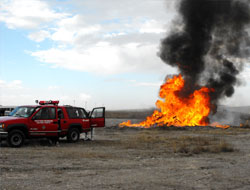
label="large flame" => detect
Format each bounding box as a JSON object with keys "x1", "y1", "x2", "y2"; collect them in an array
[{"x1": 120, "y1": 74, "x2": 229, "y2": 128}]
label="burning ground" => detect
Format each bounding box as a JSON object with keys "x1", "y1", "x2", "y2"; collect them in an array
[{"x1": 121, "y1": 0, "x2": 250, "y2": 128}]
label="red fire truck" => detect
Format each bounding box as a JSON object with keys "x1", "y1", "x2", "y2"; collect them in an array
[{"x1": 0, "y1": 101, "x2": 105, "y2": 147}]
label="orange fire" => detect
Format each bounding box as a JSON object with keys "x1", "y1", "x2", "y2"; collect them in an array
[{"x1": 120, "y1": 74, "x2": 229, "y2": 129}]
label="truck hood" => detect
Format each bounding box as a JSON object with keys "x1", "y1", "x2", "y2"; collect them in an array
[{"x1": 0, "y1": 116, "x2": 27, "y2": 123}]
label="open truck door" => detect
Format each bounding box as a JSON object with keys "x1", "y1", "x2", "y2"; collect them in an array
[{"x1": 90, "y1": 107, "x2": 105, "y2": 128}]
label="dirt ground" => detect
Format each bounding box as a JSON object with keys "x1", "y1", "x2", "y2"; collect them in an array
[{"x1": 1, "y1": 119, "x2": 250, "y2": 190}]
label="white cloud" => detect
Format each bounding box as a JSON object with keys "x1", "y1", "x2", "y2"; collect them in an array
[
  {"x1": 31, "y1": 43, "x2": 121, "y2": 74},
  {"x1": 103, "y1": 32, "x2": 126, "y2": 38},
  {"x1": 241, "y1": 66, "x2": 250, "y2": 81},
  {"x1": 0, "y1": 0, "x2": 68, "y2": 29},
  {"x1": 48, "y1": 85, "x2": 60, "y2": 90},
  {"x1": 28, "y1": 30, "x2": 51, "y2": 42},
  {"x1": 0, "y1": 80, "x2": 23, "y2": 90},
  {"x1": 50, "y1": 15, "x2": 101, "y2": 44},
  {"x1": 79, "y1": 93, "x2": 91, "y2": 101},
  {"x1": 139, "y1": 19, "x2": 165, "y2": 34},
  {"x1": 104, "y1": 78, "x2": 163, "y2": 87},
  {"x1": 72, "y1": 0, "x2": 175, "y2": 23},
  {"x1": 30, "y1": 41, "x2": 169, "y2": 74},
  {"x1": 135, "y1": 82, "x2": 162, "y2": 87}
]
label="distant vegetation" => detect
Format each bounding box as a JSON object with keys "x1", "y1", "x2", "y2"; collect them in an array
[{"x1": 106, "y1": 108, "x2": 155, "y2": 119}]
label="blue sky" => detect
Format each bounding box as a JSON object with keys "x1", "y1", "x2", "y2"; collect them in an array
[{"x1": 0, "y1": 0, "x2": 250, "y2": 110}]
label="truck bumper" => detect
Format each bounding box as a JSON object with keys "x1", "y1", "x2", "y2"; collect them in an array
[{"x1": 0, "y1": 131, "x2": 8, "y2": 140}]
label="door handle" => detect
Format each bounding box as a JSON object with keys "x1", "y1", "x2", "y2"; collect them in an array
[
  {"x1": 53, "y1": 121, "x2": 58, "y2": 124},
  {"x1": 63, "y1": 121, "x2": 67, "y2": 123}
]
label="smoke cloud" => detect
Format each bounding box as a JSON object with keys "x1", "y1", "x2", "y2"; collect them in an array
[{"x1": 159, "y1": 0, "x2": 250, "y2": 109}]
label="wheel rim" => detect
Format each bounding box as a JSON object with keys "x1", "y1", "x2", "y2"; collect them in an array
[
  {"x1": 11, "y1": 134, "x2": 22, "y2": 146},
  {"x1": 71, "y1": 131, "x2": 78, "y2": 141}
]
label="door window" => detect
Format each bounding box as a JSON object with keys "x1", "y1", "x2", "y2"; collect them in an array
[
  {"x1": 33, "y1": 107, "x2": 56, "y2": 120},
  {"x1": 66, "y1": 107, "x2": 87, "y2": 119},
  {"x1": 91, "y1": 108, "x2": 104, "y2": 118}
]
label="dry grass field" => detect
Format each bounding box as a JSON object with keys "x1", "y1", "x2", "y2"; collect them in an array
[{"x1": 1, "y1": 118, "x2": 250, "y2": 189}]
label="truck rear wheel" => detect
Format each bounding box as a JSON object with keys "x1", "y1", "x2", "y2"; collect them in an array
[
  {"x1": 67, "y1": 128, "x2": 80, "y2": 143},
  {"x1": 8, "y1": 130, "x2": 25, "y2": 148}
]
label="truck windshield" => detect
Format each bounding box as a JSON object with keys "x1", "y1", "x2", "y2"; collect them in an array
[{"x1": 9, "y1": 106, "x2": 39, "y2": 118}]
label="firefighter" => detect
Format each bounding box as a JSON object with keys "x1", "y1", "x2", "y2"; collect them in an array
[
  {"x1": 55, "y1": 109, "x2": 63, "y2": 145},
  {"x1": 48, "y1": 109, "x2": 62, "y2": 146}
]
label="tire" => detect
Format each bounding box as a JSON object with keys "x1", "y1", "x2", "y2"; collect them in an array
[
  {"x1": 67, "y1": 128, "x2": 80, "y2": 143},
  {"x1": 8, "y1": 130, "x2": 25, "y2": 148}
]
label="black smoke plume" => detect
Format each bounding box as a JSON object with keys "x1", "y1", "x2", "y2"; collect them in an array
[{"x1": 159, "y1": 0, "x2": 250, "y2": 110}]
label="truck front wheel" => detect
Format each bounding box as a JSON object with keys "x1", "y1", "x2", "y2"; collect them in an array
[
  {"x1": 67, "y1": 128, "x2": 80, "y2": 143},
  {"x1": 8, "y1": 130, "x2": 25, "y2": 148}
]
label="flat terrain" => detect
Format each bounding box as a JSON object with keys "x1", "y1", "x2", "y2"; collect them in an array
[{"x1": 1, "y1": 119, "x2": 250, "y2": 190}]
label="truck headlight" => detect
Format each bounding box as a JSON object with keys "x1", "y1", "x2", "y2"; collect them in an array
[{"x1": 0, "y1": 124, "x2": 4, "y2": 128}]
